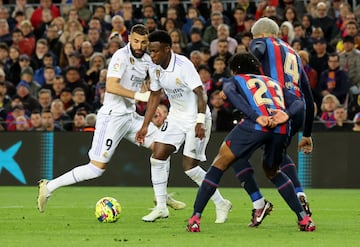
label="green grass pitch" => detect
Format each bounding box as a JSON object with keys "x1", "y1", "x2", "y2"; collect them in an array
[{"x1": 1, "y1": 187, "x2": 359, "y2": 247}]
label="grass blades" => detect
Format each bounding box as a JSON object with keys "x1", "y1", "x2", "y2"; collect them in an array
[{"x1": 0, "y1": 187, "x2": 359, "y2": 247}]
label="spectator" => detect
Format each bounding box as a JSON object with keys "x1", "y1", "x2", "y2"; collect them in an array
[
  {"x1": 282, "y1": 5, "x2": 300, "y2": 25},
  {"x1": 317, "y1": 52, "x2": 351, "y2": 105},
  {"x1": 67, "y1": 51, "x2": 86, "y2": 78},
  {"x1": 122, "y1": 1, "x2": 135, "y2": 30},
  {"x1": 279, "y1": 21, "x2": 295, "y2": 44},
  {"x1": 211, "y1": 57, "x2": 230, "y2": 92},
  {"x1": 15, "y1": 115, "x2": 31, "y2": 131},
  {"x1": 38, "y1": 88, "x2": 52, "y2": 111},
  {"x1": 66, "y1": 87, "x2": 92, "y2": 119},
  {"x1": 0, "y1": 19, "x2": 12, "y2": 46},
  {"x1": 11, "y1": 28, "x2": 34, "y2": 57},
  {"x1": 302, "y1": 14, "x2": 314, "y2": 38},
  {"x1": 83, "y1": 113, "x2": 96, "y2": 132},
  {"x1": 85, "y1": 52, "x2": 107, "y2": 90},
  {"x1": 313, "y1": 2, "x2": 339, "y2": 43},
  {"x1": 0, "y1": 42, "x2": 9, "y2": 66},
  {"x1": 199, "y1": 46, "x2": 211, "y2": 66},
  {"x1": 0, "y1": 80, "x2": 10, "y2": 130},
  {"x1": 44, "y1": 24, "x2": 63, "y2": 60},
  {"x1": 5, "y1": 104, "x2": 30, "y2": 131},
  {"x1": 203, "y1": 11, "x2": 224, "y2": 44},
  {"x1": 50, "y1": 98, "x2": 72, "y2": 131},
  {"x1": 87, "y1": 16, "x2": 109, "y2": 44},
  {"x1": 309, "y1": 37, "x2": 329, "y2": 84},
  {"x1": 110, "y1": 15, "x2": 129, "y2": 44},
  {"x1": 169, "y1": 28, "x2": 187, "y2": 51},
  {"x1": 293, "y1": 22, "x2": 313, "y2": 52},
  {"x1": 72, "y1": 110, "x2": 86, "y2": 131},
  {"x1": 59, "y1": 87, "x2": 73, "y2": 111},
  {"x1": 51, "y1": 75, "x2": 66, "y2": 99},
  {"x1": 11, "y1": 0, "x2": 34, "y2": 20},
  {"x1": 33, "y1": 53, "x2": 61, "y2": 86},
  {"x1": 189, "y1": 50, "x2": 201, "y2": 70},
  {"x1": 352, "y1": 112, "x2": 360, "y2": 131},
  {"x1": 339, "y1": 35, "x2": 360, "y2": 89},
  {"x1": 208, "y1": 38, "x2": 232, "y2": 74},
  {"x1": 182, "y1": 5, "x2": 206, "y2": 38},
  {"x1": 80, "y1": 41, "x2": 94, "y2": 70},
  {"x1": 105, "y1": 39, "x2": 123, "y2": 65},
  {"x1": 298, "y1": 50, "x2": 318, "y2": 102},
  {"x1": 59, "y1": 19, "x2": 84, "y2": 45},
  {"x1": 15, "y1": 79, "x2": 40, "y2": 112},
  {"x1": 19, "y1": 20, "x2": 36, "y2": 54},
  {"x1": 210, "y1": 24, "x2": 238, "y2": 56},
  {"x1": 33, "y1": 7, "x2": 54, "y2": 40},
  {"x1": 30, "y1": 0, "x2": 60, "y2": 30},
  {"x1": 198, "y1": 64, "x2": 213, "y2": 97},
  {"x1": 51, "y1": 16, "x2": 66, "y2": 38},
  {"x1": 29, "y1": 110, "x2": 44, "y2": 131},
  {"x1": 63, "y1": 66, "x2": 89, "y2": 101},
  {"x1": 320, "y1": 93, "x2": 340, "y2": 128},
  {"x1": 144, "y1": 16, "x2": 159, "y2": 34},
  {"x1": 183, "y1": 27, "x2": 209, "y2": 57},
  {"x1": 336, "y1": 21, "x2": 360, "y2": 53},
  {"x1": 41, "y1": 108, "x2": 62, "y2": 131},
  {"x1": 209, "y1": 90, "x2": 234, "y2": 132},
  {"x1": 58, "y1": 41, "x2": 75, "y2": 69},
  {"x1": 236, "y1": 0, "x2": 257, "y2": 16},
  {"x1": 328, "y1": 104, "x2": 353, "y2": 131},
  {"x1": 71, "y1": 0, "x2": 92, "y2": 23},
  {"x1": 20, "y1": 66, "x2": 41, "y2": 96}
]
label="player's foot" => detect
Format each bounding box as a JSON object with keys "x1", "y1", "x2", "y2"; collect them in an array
[
  {"x1": 187, "y1": 215, "x2": 201, "y2": 232},
  {"x1": 153, "y1": 193, "x2": 186, "y2": 210},
  {"x1": 142, "y1": 207, "x2": 169, "y2": 222},
  {"x1": 37, "y1": 179, "x2": 50, "y2": 213},
  {"x1": 215, "y1": 199, "x2": 232, "y2": 223},
  {"x1": 299, "y1": 195, "x2": 312, "y2": 216},
  {"x1": 298, "y1": 215, "x2": 316, "y2": 232},
  {"x1": 248, "y1": 200, "x2": 273, "y2": 227}
]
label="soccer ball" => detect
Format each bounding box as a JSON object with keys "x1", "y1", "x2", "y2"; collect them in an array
[{"x1": 95, "y1": 197, "x2": 122, "y2": 223}]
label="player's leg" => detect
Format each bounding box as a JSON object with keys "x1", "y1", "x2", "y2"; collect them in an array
[
  {"x1": 37, "y1": 112, "x2": 130, "y2": 213},
  {"x1": 263, "y1": 135, "x2": 315, "y2": 231},
  {"x1": 142, "y1": 142, "x2": 174, "y2": 222},
  {"x1": 187, "y1": 141, "x2": 235, "y2": 232},
  {"x1": 126, "y1": 113, "x2": 186, "y2": 210},
  {"x1": 183, "y1": 119, "x2": 232, "y2": 224}
]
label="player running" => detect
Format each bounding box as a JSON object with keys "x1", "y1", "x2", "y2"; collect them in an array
[
  {"x1": 37, "y1": 24, "x2": 185, "y2": 213},
  {"x1": 135, "y1": 30, "x2": 232, "y2": 223}
]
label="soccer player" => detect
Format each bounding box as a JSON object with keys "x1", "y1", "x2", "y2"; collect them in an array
[
  {"x1": 187, "y1": 52, "x2": 316, "y2": 232},
  {"x1": 250, "y1": 17, "x2": 315, "y2": 216},
  {"x1": 37, "y1": 24, "x2": 185, "y2": 213},
  {"x1": 135, "y1": 30, "x2": 232, "y2": 223}
]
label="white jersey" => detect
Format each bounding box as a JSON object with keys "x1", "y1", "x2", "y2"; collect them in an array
[
  {"x1": 149, "y1": 52, "x2": 211, "y2": 125},
  {"x1": 100, "y1": 44, "x2": 152, "y2": 115}
]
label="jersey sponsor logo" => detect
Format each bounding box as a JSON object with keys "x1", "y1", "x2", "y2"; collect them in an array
[
  {"x1": 112, "y1": 63, "x2": 120, "y2": 72},
  {"x1": 165, "y1": 88, "x2": 184, "y2": 99},
  {"x1": 130, "y1": 75, "x2": 145, "y2": 87}
]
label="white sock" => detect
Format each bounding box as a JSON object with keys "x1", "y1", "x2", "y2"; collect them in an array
[
  {"x1": 185, "y1": 166, "x2": 225, "y2": 206},
  {"x1": 297, "y1": 192, "x2": 306, "y2": 199},
  {"x1": 253, "y1": 198, "x2": 265, "y2": 209},
  {"x1": 150, "y1": 157, "x2": 169, "y2": 209},
  {"x1": 47, "y1": 163, "x2": 105, "y2": 194}
]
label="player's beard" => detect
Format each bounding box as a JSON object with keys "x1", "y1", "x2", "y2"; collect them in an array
[{"x1": 130, "y1": 46, "x2": 145, "y2": 58}]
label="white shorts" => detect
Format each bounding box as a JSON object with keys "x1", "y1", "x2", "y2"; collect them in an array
[
  {"x1": 88, "y1": 111, "x2": 158, "y2": 163},
  {"x1": 154, "y1": 116, "x2": 211, "y2": 162}
]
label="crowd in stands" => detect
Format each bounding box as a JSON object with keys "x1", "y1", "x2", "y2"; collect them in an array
[{"x1": 0, "y1": 0, "x2": 360, "y2": 132}]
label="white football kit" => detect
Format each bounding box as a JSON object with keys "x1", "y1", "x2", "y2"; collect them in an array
[
  {"x1": 149, "y1": 52, "x2": 211, "y2": 161},
  {"x1": 88, "y1": 44, "x2": 158, "y2": 163}
]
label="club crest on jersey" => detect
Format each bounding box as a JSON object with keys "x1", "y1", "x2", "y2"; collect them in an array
[
  {"x1": 112, "y1": 63, "x2": 120, "y2": 71},
  {"x1": 130, "y1": 57, "x2": 135, "y2": 65},
  {"x1": 176, "y1": 78, "x2": 182, "y2": 86},
  {"x1": 156, "y1": 69, "x2": 160, "y2": 78}
]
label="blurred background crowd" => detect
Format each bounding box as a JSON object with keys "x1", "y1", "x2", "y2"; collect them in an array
[{"x1": 0, "y1": 0, "x2": 360, "y2": 132}]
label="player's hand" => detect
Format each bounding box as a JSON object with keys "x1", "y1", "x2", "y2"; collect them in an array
[
  {"x1": 195, "y1": 123, "x2": 205, "y2": 140},
  {"x1": 256, "y1": 116, "x2": 271, "y2": 127},
  {"x1": 135, "y1": 126, "x2": 148, "y2": 145},
  {"x1": 298, "y1": 136, "x2": 313, "y2": 154},
  {"x1": 219, "y1": 90, "x2": 227, "y2": 100},
  {"x1": 269, "y1": 109, "x2": 289, "y2": 125}
]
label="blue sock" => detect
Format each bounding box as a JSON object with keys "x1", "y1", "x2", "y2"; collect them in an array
[
  {"x1": 232, "y1": 159, "x2": 262, "y2": 202},
  {"x1": 271, "y1": 171, "x2": 304, "y2": 220},
  {"x1": 193, "y1": 166, "x2": 223, "y2": 217},
  {"x1": 280, "y1": 154, "x2": 303, "y2": 193}
]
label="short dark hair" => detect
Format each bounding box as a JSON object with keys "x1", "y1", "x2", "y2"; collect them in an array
[
  {"x1": 148, "y1": 30, "x2": 172, "y2": 47},
  {"x1": 228, "y1": 52, "x2": 261, "y2": 75},
  {"x1": 130, "y1": 24, "x2": 149, "y2": 36}
]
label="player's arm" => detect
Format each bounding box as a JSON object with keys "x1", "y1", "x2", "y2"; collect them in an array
[
  {"x1": 223, "y1": 80, "x2": 260, "y2": 123},
  {"x1": 135, "y1": 89, "x2": 162, "y2": 145},
  {"x1": 106, "y1": 77, "x2": 150, "y2": 102},
  {"x1": 193, "y1": 85, "x2": 207, "y2": 140},
  {"x1": 299, "y1": 70, "x2": 314, "y2": 138}
]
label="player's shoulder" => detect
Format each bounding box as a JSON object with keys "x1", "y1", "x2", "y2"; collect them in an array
[{"x1": 174, "y1": 53, "x2": 194, "y2": 69}]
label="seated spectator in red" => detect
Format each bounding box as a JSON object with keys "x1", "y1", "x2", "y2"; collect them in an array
[
  {"x1": 5, "y1": 104, "x2": 31, "y2": 131},
  {"x1": 30, "y1": 0, "x2": 60, "y2": 30}
]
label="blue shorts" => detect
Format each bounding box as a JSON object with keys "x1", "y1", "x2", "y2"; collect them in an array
[{"x1": 224, "y1": 125, "x2": 288, "y2": 169}]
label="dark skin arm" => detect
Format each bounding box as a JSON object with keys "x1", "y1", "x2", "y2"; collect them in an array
[{"x1": 193, "y1": 85, "x2": 207, "y2": 140}]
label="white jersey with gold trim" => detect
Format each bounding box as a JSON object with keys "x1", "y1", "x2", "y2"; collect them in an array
[{"x1": 100, "y1": 44, "x2": 152, "y2": 115}]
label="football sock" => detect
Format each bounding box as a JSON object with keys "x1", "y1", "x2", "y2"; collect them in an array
[
  {"x1": 193, "y1": 166, "x2": 223, "y2": 217},
  {"x1": 185, "y1": 165, "x2": 225, "y2": 205},
  {"x1": 233, "y1": 159, "x2": 264, "y2": 209},
  {"x1": 280, "y1": 154, "x2": 305, "y2": 195},
  {"x1": 47, "y1": 162, "x2": 105, "y2": 194},
  {"x1": 271, "y1": 171, "x2": 305, "y2": 220},
  {"x1": 150, "y1": 157, "x2": 169, "y2": 209}
]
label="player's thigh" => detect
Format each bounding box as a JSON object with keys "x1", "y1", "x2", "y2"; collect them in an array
[
  {"x1": 263, "y1": 134, "x2": 288, "y2": 170},
  {"x1": 224, "y1": 125, "x2": 266, "y2": 160},
  {"x1": 124, "y1": 112, "x2": 159, "y2": 149},
  {"x1": 88, "y1": 113, "x2": 132, "y2": 163},
  {"x1": 183, "y1": 117, "x2": 211, "y2": 162},
  {"x1": 154, "y1": 118, "x2": 186, "y2": 153}
]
